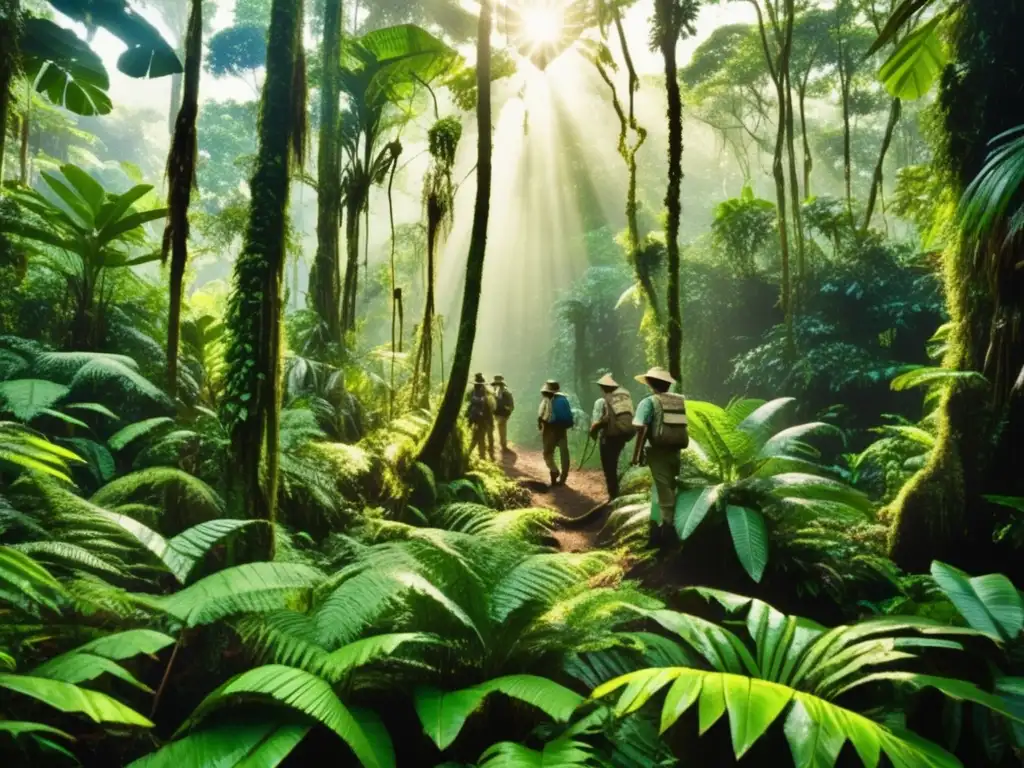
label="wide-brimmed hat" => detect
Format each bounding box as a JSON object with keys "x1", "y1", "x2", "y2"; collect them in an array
[
  {"x1": 595, "y1": 373, "x2": 618, "y2": 388},
  {"x1": 634, "y1": 367, "x2": 675, "y2": 386},
  {"x1": 473, "y1": 372, "x2": 486, "y2": 384},
  {"x1": 540, "y1": 379, "x2": 560, "y2": 394},
  {"x1": 492, "y1": 375, "x2": 505, "y2": 385}
]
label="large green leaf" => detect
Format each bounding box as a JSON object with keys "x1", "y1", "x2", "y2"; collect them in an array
[
  {"x1": 168, "y1": 519, "x2": 268, "y2": 583},
  {"x1": 0, "y1": 720, "x2": 75, "y2": 741},
  {"x1": 177, "y1": 665, "x2": 393, "y2": 768},
  {"x1": 46, "y1": 0, "x2": 182, "y2": 78},
  {"x1": 75, "y1": 629, "x2": 176, "y2": 660},
  {"x1": 675, "y1": 485, "x2": 721, "y2": 540},
  {"x1": 0, "y1": 673, "x2": 152, "y2": 726},
  {"x1": 107, "y1": 416, "x2": 174, "y2": 451},
  {"x1": 153, "y1": 563, "x2": 323, "y2": 626},
  {"x1": 931, "y1": 561, "x2": 1023, "y2": 642},
  {"x1": 321, "y1": 633, "x2": 436, "y2": 682},
  {"x1": 19, "y1": 18, "x2": 112, "y2": 116},
  {"x1": 32, "y1": 652, "x2": 151, "y2": 691},
  {"x1": 0, "y1": 379, "x2": 69, "y2": 421},
  {"x1": 878, "y1": 16, "x2": 948, "y2": 101},
  {"x1": 726, "y1": 506, "x2": 769, "y2": 583},
  {"x1": 958, "y1": 125, "x2": 1024, "y2": 243},
  {"x1": 128, "y1": 721, "x2": 310, "y2": 767},
  {"x1": 414, "y1": 675, "x2": 583, "y2": 751},
  {"x1": 594, "y1": 667, "x2": 961, "y2": 767},
  {"x1": 478, "y1": 738, "x2": 594, "y2": 767}
]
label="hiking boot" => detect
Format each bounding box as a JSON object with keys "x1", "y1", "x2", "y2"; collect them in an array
[
  {"x1": 557, "y1": 473, "x2": 569, "y2": 487},
  {"x1": 550, "y1": 471, "x2": 559, "y2": 488}
]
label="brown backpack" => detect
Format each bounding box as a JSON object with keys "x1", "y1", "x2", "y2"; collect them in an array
[
  {"x1": 649, "y1": 393, "x2": 689, "y2": 449},
  {"x1": 603, "y1": 389, "x2": 636, "y2": 439}
]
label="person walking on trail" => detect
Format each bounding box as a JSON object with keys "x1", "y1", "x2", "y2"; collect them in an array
[
  {"x1": 466, "y1": 373, "x2": 496, "y2": 461},
  {"x1": 630, "y1": 367, "x2": 689, "y2": 547},
  {"x1": 491, "y1": 374, "x2": 515, "y2": 453},
  {"x1": 589, "y1": 373, "x2": 636, "y2": 500},
  {"x1": 538, "y1": 380, "x2": 573, "y2": 487}
]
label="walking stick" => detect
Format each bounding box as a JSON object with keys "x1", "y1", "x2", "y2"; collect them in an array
[{"x1": 576, "y1": 434, "x2": 597, "y2": 471}]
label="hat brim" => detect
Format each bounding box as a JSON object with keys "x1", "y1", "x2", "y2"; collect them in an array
[{"x1": 635, "y1": 372, "x2": 675, "y2": 385}]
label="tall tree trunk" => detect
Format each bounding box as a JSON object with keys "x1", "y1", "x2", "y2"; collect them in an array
[
  {"x1": 838, "y1": 42, "x2": 853, "y2": 218},
  {"x1": 784, "y1": 62, "x2": 805, "y2": 294},
  {"x1": 18, "y1": 95, "x2": 28, "y2": 184},
  {"x1": 415, "y1": 221, "x2": 438, "y2": 408},
  {"x1": 0, "y1": 0, "x2": 19, "y2": 182},
  {"x1": 888, "y1": 0, "x2": 1024, "y2": 578},
  {"x1": 340, "y1": 197, "x2": 360, "y2": 333},
  {"x1": 164, "y1": 0, "x2": 203, "y2": 396},
  {"x1": 862, "y1": 97, "x2": 901, "y2": 232},
  {"x1": 417, "y1": 0, "x2": 492, "y2": 472},
  {"x1": 798, "y1": 78, "x2": 811, "y2": 197},
  {"x1": 222, "y1": 0, "x2": 305, "y2": 557},
  {"x1": 310, "y1": 0, "x2": 343, "y2": 343},
  {"x1": 660, "y1": 13, "x2": 683, "y2": 382}
]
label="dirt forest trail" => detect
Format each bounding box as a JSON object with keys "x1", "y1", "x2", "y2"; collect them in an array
[{"x1": 498, "y1": 447, "x2": 609, "y2": 552}]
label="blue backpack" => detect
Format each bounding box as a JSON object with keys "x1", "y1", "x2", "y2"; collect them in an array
[{"x1": 550, "y1": 394, "x2": 575, "y2": 428}]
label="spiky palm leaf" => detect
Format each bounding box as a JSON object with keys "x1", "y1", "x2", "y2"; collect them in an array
[
  {"x1": 593, "y1": 587, "x2": 1021, "y2": 767},
  {"x1": 679, "y1": 398, "x2": 868, "y2": 582}
]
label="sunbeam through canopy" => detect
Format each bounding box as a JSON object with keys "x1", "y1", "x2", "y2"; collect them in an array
[{"x1": 499, "y1": 0, "x2": 588, "y2": 70}]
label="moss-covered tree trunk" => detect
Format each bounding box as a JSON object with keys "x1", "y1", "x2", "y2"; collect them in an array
[
  {"x1": 222, "y1": 0, "x2": 305, "y2": 556},
  {"x1": 164, "y1": 0, "x2": 202, "y2": 396},
  {"x1": 310, "y1": 0, "x2": 343, "y2": 344},
  {"x1": 656, "y1": 0, "x2": 683, "y2": 382},
  {"x1": 888, "y1": 0, "x2": 1024, "y2": 576},
  {"x1": 0, "y1": 0, "x2": 19, "y2": 182},
  {"x1": 784, "y1": 58, "x2": 805, "y2": 294},
  {"x1": 340, "y1": 196, "x2": 360, "y2": 334},
  {"x1": 417, "y1": 0, "x2": 492, "y2": 472}
]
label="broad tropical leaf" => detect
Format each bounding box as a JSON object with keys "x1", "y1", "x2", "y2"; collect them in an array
[
  {"x1": 0, "y1": 673, "x2": 153, "y2": 726},
  {"x1": 878, "y1": 17, "x2": 948, "y2": 101},
  {"x1": 108, "y1": 416, "x2": 174, "y2": 451},
  {"x1": 128, "y1": 721, "x2": 311, "y2": 767},
  {"x1": 177, "y1": 665, "x2": 394, "y2": 768},
  {"x1": 0, "y1": 379, "x2": 70, "y2": 421},
  {"x1": 726, "y1": 506, "x2": 768, "y2": 583},
  {"x1": 20, "y1": 18, "x2": 113, "y2": 116},
  {"x1": 478, "y1": 738, "x2": 595, "y2": 767},
  {"x1": 414, "y1": 675, "x2": 583, "y2": 750},
  {"x1": 930, "y1": 561, "x2": 1024, "y2": 642}
]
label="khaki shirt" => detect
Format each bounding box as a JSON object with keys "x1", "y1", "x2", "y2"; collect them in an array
[{"x1": 537, "y1": 397, "x2": 553, "y2": 422}]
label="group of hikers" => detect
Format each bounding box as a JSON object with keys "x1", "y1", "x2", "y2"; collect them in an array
[{"x1": 466, "y1": 366, "x2": 690, "y2": 546}]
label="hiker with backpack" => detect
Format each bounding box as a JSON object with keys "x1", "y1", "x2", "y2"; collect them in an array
[
  {"x1": 537, "y1": 380, "x2": 573, "y2": 487},
  {"x1": 491, "y1": 375, "x2": 515, "y2": 453},
  {"x1": 631, "y1": 367, "x2": 689, "y2": 547},
  {"x1": 466, "y1": 372, "x2": 496, "y2": 461},
  {"x1": 589, "y1": 373, "x2": 636, "y2": 500}
]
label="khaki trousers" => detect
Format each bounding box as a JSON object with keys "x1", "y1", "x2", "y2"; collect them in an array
[
  {"x1": 470, "y1": 421, "x2": 494, "y2": 459},
  {"x1": 647, "y1": 445, "x2": 681, "y2": 526},
  {"x1": 542, "y1": 426, "x2": 570, "y2": 478},
  {"x1": 495, "y1": 416, "x2": 509, "y2": 450}
]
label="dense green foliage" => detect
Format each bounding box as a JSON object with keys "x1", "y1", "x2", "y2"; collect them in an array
[{"x1": 1, "y1": 0, "x2": 1023, "y2": 765}]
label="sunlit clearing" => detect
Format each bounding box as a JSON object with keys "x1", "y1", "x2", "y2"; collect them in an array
[{"x1": 521, "y1": 6, "x2": 564, "y2": 46}]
